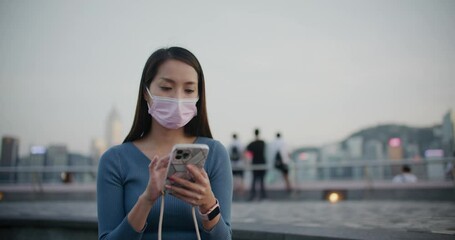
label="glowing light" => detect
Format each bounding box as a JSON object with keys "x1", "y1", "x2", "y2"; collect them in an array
[
  {"x1": 424, "y1": 149, "x2": 443, "y2": 158},
  {"x1": 388, "y1": 138, "x2": 401, "y2": 147},
  {"x1": 328, "y1": 192, "x2": 340, "y2": 203},
  {"x1": 0, "y1": 192, "x2": 3, "y2": 201},
  {"x1": 31, "y1": 146, "x2": 46, "y2": 154},
  {"x1": 245, "y1": 151, "x2": 253, "y2": 160}
]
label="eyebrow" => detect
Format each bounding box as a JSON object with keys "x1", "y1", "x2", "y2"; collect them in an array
[{"x1": 160, "y1": 77, "x2": 196, "y2": 85}]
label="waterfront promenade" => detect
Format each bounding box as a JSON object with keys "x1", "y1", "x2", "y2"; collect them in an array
[
  {"x1": 1, "y1": 181, "x2": 454, "y2": 239},
  {"x1": 1, "y1": 200, "x2": 455, "y2": 234},
  {"x1": 1, "y1": 199, "x2": 455, "y2": 239}
]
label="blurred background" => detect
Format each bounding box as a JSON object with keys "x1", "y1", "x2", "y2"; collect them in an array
[{"x1": 1, "y1": 0, "x2": 454, "y2": 239}]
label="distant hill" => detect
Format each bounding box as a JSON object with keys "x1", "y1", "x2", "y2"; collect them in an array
[{"x1": 341, "y1": 124, "x2": 442, "y2": 157}]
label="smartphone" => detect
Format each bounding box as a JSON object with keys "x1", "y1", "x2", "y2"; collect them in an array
[{"x1": 165, "y1": 144, "x2": 209, "y2": 193}]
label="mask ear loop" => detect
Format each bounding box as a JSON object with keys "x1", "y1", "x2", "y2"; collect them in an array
[{"x1": 145, "y1": 87, "x2": 154, "y2": 100}]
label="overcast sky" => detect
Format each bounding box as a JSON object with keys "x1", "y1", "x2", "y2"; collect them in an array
[{"x1": 1, "y1": 0, "x2": 454, "y2": 156}]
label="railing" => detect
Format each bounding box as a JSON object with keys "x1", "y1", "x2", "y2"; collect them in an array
[
  {"x1": 0, "y1": 166, "x2": 97, "y2": 185},
  {"x1": 0, "y1": 157, "x2": 453, "y2": 186},
  {"x1": 233, "y1": 157, "x2": 455, "y2": 189}
]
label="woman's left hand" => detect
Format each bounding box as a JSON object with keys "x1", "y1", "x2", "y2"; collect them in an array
[{"x1": 165, "y1": 164, "x2": 216, "y2": 213}]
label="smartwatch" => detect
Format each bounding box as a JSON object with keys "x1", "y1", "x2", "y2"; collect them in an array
[{"x1": 199, "y1": 199, "x2": 220, "y2": 221}]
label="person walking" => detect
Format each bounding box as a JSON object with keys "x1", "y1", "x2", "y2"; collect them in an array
[
  {"x1": 246, "y1": 128, "x2": 267, "y2": 201},
  {"x1": 270, "y1": 132, "x2": 292, "y2": 193}
]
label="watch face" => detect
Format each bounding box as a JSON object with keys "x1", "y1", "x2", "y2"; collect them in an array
[{"x1": 208, "y1": 206, "x2": 220, "y2": 221}]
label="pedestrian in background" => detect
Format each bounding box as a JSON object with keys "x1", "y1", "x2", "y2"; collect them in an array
[
  {"x1": 393, "y1": 164, "x2": 417, "y2": 183},
  {"x1": 270, "y1": 132, "x2": 292, "y2": 193},
  {"x1": 228, "y1": 133, "x2": 245, "y2": 195},
  {"x1": 445, "y1": 151, "x2": 455, "y2": 181},
  {"x1": 246, "y1": 128, "x2": 267, "y2": 201}
]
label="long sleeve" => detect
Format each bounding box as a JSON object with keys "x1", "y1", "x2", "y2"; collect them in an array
[
  {"x1": 97, "y1": 139, "x2": 232, "y2": 240},
  {"x1": 200, "y1": 140, "x2": 233, "y2": 240},
  {"x1": 97, "y1": 148, "x2": 144, "y2": 240}
]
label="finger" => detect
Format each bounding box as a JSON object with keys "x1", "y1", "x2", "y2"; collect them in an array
[
  {"x1": 172, "y1": 193, "x2": 200, "y2": 206},
  {"x1": 169, "y1": 175, "x2": 199, "y2": 191},
  {"x1": 186, "y1": 164, "x2": 205, "y2": 183},
  {"x1": 169, "y1": 175, "x2": 206, "y2": 195},
  {"x1": 166, "y1": 184, "x2": 202, "y2": 205},
  {"x1": 201, "y1": 168, "x2": 209, "y2": 178},
  {"x1": 168, "y1": 190, "x2": 197, "y2": 205},
  {"x1": 166, "y1": 184, "x2": 197, "y2": 198},
  {"x1": 182, "y1": 166, "x2": 210, "y2": 192}
]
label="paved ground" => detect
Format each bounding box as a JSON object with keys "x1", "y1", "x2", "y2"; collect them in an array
[
  {"x1": 1, "y1": 200, "x2": 454, "y2": 236},
  {"x1": 232, "y1": 200, "x2": 455, "y2": 235}
]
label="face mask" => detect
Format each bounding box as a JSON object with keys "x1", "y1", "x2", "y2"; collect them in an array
[{"x1": 145, "y1": 88, "x2": 198, "y2": 129}]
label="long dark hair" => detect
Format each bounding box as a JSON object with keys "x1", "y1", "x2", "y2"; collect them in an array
[{"x1": 123, "y1": 47, "x2": 213, "y2": 142}]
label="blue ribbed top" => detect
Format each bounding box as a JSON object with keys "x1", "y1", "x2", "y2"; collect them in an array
[{"x1": 97, "y1": 137, "x2": 233, "y2": 240}]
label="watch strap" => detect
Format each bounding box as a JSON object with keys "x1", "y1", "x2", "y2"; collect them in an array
[{"x1": 199, "y1": 199, "x2": 220, "y2": 221}]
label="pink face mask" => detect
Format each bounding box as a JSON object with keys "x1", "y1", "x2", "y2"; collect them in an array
[{"x1": 146, "y1": 88, "x2": 198, "y2": 129}]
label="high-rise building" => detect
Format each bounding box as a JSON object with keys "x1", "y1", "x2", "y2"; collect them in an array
[
  {"x1": 364, "y1": 139, "x2": 384, "y2": 160},
  {"x1": 44, "y1": 145, "x2": 68, "y2": 183},
  {"x1": 69, "y1": 153, "x2": 94, "y2": 183},
  {"x1": 319, "y1": 143, "x2": 349, "y2": 180},
  {"x1": 442, "y1": 110, "x2": 455, "y2": 157},
  {"x1": 16, "y1": 155, "x2": 31, "y2": 183},
  {"x1": 90, "y1": 138, "x2": 107, "y2": 167},
  {"x1": 30, "y1": 146, "x2": 46, "y2": 184},
  {"x1": 388, "y1": 138, "x2": 403, "y2": 160},
  {"x1": 1, "y1": 136, "x2": 19, "y2": 183},
  {"x1": 388, "y1": 137, "x2": 404, "y2": 176},
  {"x1": 364, "y1": 139, "x2": 386, "y2": 180},
  {"x1": 106, "y1": 107, "x2": 123, "y2": 147},
  {"x1": 346, "y1": 136, "x2": 363, "y2": 160},
  {"x1": 346, "y1": 136, "x2": 363, "y2": 180},
  {"x1": 291, "y1": 148, "x2": 319, "y2": 181},
  {"x1": 16, "y1": 146, "x2": 47, "y2": 184}
]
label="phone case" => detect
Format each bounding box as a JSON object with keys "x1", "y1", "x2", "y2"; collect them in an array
[{"x1": 165, "y1": 144, "x2": 209, "y2": 194}]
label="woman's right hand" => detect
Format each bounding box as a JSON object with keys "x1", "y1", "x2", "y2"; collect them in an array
[{"x1": 140, "y1": 155, "x2": 170, "y2": 204}]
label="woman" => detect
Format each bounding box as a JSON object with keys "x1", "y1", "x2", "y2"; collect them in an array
[{"x1": 97, "y1": 47, "x2": 232, "y2": 240}]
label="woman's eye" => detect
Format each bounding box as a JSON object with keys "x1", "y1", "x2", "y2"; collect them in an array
[
  {"x1": 160, "y1": 86, "x2": 172, "y2": 91},
  {"x1": 185, "y1": 89, "x2": 195, "y2": 93}
]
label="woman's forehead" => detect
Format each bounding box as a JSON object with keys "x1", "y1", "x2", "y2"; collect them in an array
[{"x1": 156, "y1": 59, "x2": 198, "y2": 83}]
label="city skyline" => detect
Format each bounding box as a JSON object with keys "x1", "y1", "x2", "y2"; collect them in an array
[
  {"x1": 1, "y1": 113, "x2": 451, "y2": 185},
  {"x1": 1, "y1": 108, "x2": 451, "y2": 158},
  {"x1": 1, "y1": 0, "x2": 454, "y2": 156}
]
